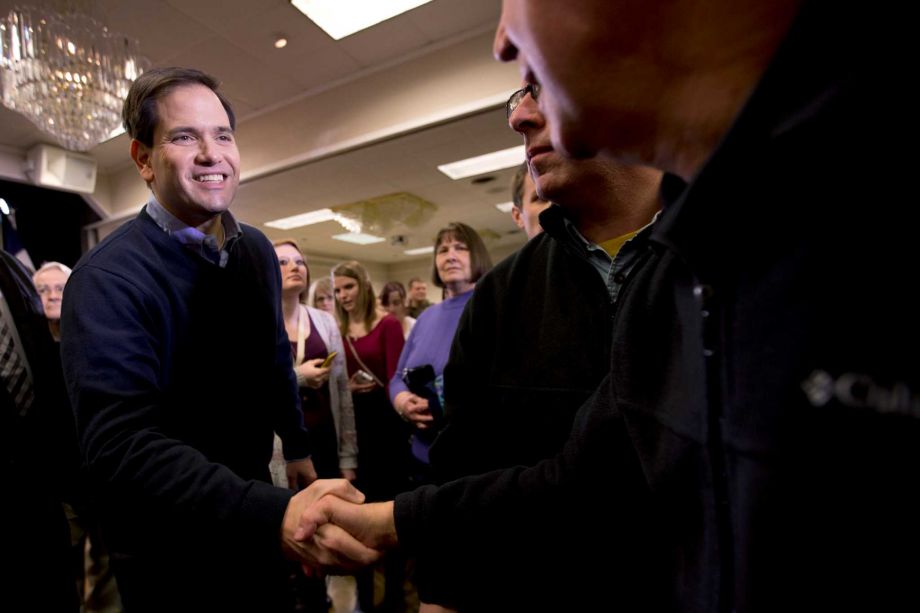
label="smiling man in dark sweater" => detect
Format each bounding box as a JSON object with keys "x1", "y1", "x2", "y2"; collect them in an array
[{"x1": 60, "y1": 67, "x2": 375, "y2": 612}]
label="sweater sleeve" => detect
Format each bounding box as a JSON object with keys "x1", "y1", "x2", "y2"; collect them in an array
[
  {"x1": 314, "y1": 308, "x2": 357, "y2": 470},
  {"x1": 396, "y1": 374, "x2": 650, "y2": 609},
  {"x1": 61, "y1": 264, "x2": 292, "y2": 547}
]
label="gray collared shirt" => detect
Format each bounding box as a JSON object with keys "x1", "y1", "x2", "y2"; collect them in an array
[
  {"x1": 145, "y1": 196, "x2": 242, "y2": 268},
  {"x1": 558, "y1": 211, "x2": 659, "y2": 305}
]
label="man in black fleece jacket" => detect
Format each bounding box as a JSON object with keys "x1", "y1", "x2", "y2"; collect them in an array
[
  {"x1": 294, "y1": 2, "x2": 919, "y2": 612},
  {"x1": 61, "y1": 67, "x2": 374, "y2": 612}
]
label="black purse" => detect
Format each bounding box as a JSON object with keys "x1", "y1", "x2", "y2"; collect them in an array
[{"x1": 401, "y1": 364, "x2": 443, "y2": 423}]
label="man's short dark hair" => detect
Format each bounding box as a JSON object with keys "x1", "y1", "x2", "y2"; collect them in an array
[
  {"x1": 122, "y1": 67, "x2": 236, "y2": 146},
  {"x1": 511, "y1": 163, "x2": 529, "y2": 210},
  {"x1": 431, "y1": 222, "x2": 493, "y2": 289},
  {"x1": 408, "y1": 277, "x2": 425, "y2": 288}
]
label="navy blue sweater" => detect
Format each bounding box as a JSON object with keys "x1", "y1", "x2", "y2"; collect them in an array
[{"x1": 61, "y1": 209, "x2": 307, "y2": 607}]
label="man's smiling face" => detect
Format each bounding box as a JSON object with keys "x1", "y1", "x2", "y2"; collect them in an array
[{"x1": 133, "y1": 83, "x2": 240, "y2": 227}]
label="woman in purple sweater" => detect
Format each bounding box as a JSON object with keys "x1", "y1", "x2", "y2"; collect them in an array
[{"x1": 389, "y1": 222, "x2": 493, "y2": 470}]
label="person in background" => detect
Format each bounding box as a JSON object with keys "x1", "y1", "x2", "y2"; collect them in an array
[
  {"x1": 509, "y1": 163, "x2": 549, "y2": 239},
  {"x1": 274, "y1": 240, "x2": 357, "y2": 482},
  {"x1": 391, "y1": 222, "x2": 492, "y2": 481},
  {"x1": 309, "y1": 276, "x2": 336, "y2": 318},
  {"x1": 405, "y1": 277, "x2": 430, "y2": 319},
  {"x1": 380, "y1": 281, "x2": 416, "y2": 340},
  {"x1": 33, "y1": 261, "x2": 123, "y2": 613},
  {"x1": 32, "y1": 261, "x2": 71, "y2": 341},
  {"x1": 333, "y1": 260, "x2": 411, "y2": 612}
]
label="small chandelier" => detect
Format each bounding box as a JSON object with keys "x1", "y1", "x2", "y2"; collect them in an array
[{"x1": 0, "y1": 5, "x2": 149, "y2": 151}]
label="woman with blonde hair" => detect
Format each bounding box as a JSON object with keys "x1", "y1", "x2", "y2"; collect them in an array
[
  {"x1": 273, "y1": 240, "x2": 357, "y2": 481},
  {"x1": 308, "y1": 276, "x2": 336, "y2": 317}
]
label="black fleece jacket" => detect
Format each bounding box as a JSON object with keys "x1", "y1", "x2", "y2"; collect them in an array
[{"x1": 395, "y1": 3, "x2": 919, "y2": 611}]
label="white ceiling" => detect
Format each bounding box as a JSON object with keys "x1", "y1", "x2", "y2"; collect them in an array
[{"x1": 0, "y1": 0, "x2": 527, "y2": 263}]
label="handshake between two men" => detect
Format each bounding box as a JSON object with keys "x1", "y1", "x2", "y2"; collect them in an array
[{"x1": 280, "y1": 479, "x2": 397, "y2": 573}]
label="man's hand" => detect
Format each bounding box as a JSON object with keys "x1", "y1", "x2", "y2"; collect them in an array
[
  {"x1": 296, "y1": 497, "x2": 399, "y2": 551},
  {"x1": 286, "y1": 457, "x2": 317, "y2": 491},
  {"x1": 281, "y1": 479, "x2": 380, "y2": 573}
]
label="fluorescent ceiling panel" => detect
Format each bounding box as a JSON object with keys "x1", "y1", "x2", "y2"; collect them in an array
[
  {"x1": 290, "y1": 0, "x2": 434, "y2": 40},
  {"x1": 494, "y1": 201, "x2": 514, "y2": 213},
  {"x1": 332, "y1": 232, "x2": 386, "y2": 245},
  {"x1": 265, "y1": 208, "x2": 337, "y2": 230},
  {"x1": 404, "y1": 246, "x2": 434, "y2": 256},
  {"x1": 437, "y1": 145, "x2": 525, "y2": 180}
]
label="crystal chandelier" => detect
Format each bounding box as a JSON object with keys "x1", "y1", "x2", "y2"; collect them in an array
[{"x1": 0, "y1": 5, "x2": 149, "y2": 151}]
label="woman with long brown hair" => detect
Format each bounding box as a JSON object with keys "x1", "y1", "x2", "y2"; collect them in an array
[{"x1": 332, "y1": 260, "x2": 411, "y2": 611}]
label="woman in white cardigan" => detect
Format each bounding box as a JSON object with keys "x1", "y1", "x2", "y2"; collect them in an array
[{"x1": 272, "y1": 239, "x2": 357, "y2": 483}]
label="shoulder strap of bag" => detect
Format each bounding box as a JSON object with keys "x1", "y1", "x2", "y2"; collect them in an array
[{"x1": 344, "y1": 334, "x2": 384, "y2": 387}]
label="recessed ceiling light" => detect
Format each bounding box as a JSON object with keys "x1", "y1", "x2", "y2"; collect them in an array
[
  {"x1": 403, "y1": 246, "x2": 434, "y2": 256},
  {"x1": 290, "y1": 0, "x2": 434, "y2": 40},
  {"x1": 265, "y1": 208, "x2": 337, "y2": 230},
  {"x1": 495, "y1": 202, "x2": 514, "y2": 213},
  {"x1": 332, "y1": 232, "x2": 385, "y2": 245},
  {"x1": 437, "y1": 145, "x2": 525, "y2": 180},
  {"x1": 274, "y1": 35, "x2": 288, "y2": 49},
  {"x1": 0, "y1": 198, "x2": 10, "y2": 215}
]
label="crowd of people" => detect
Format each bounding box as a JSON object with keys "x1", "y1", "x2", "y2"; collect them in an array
[{"x1": 2, "y1": 0, "x2": 915, "y2": 611}]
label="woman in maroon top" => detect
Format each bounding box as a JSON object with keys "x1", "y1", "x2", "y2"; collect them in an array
[
  {"x1": 332, "y1": 260, "x2": 408, "y2": 500},
  {"x1": 333, "y1": 260, "x2": 413, "y2": 612}
]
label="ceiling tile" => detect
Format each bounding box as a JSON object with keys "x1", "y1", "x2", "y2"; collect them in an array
[
  {"x1": 164, "y1": 38, "x2": 304, "y2": 111},
  {"x1": 102, "y1": 1, "x2": 220, "y2": 64},
  {"x1": 338, "y1": 17, "x2": 430, "y2": 68},
  {"x1": 408, "y1": 0, "x2": 500, "y2": 40}
]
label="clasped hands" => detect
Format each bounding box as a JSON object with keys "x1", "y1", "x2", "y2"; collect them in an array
[{"x1": 281, "y1": 478, "x2": 397, "y2": 575}]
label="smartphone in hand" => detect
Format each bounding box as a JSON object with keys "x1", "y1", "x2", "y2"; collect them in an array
[{"x1": 319, "y1": 351, "x2": 337, "y2": 368}]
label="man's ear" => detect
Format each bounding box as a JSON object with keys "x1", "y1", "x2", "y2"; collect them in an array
[
  {"x1": 130, "y1": 139, "x2": 154, "y2": 183},
  {"x1": 510, "y1": 205, "x2": 525, "y2": 231}
]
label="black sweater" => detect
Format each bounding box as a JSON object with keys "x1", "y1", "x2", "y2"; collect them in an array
[{"x1": 61, "y1": 210, "x2": 307, "y2": 608}]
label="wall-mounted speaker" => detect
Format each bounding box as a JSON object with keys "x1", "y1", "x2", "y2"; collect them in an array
[{"x1": 25, "y1": 144, "x2": 97, "y2": 194}]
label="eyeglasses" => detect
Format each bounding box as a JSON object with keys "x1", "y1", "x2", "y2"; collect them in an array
[
  {"x1": 506, "y1": 83, "x2": 541, "y2": 119},
  {"x1": 36, "y1": 284, "x2": 65, "y2": 295}
]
